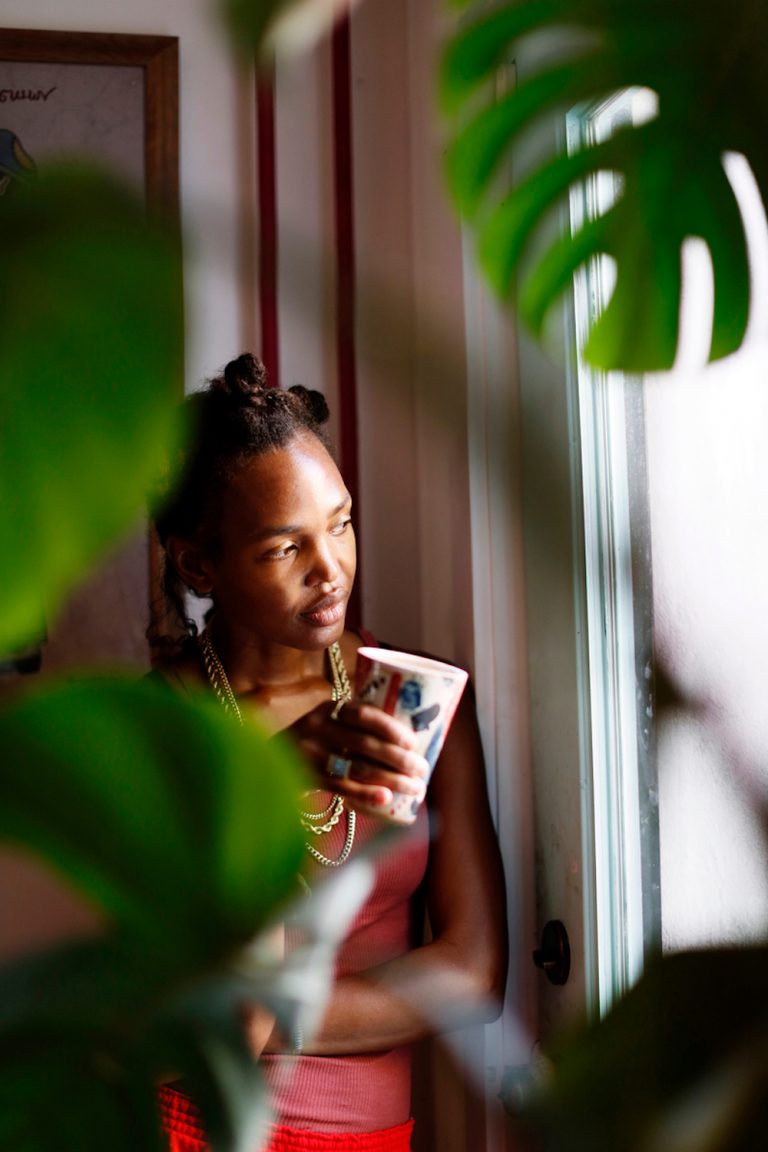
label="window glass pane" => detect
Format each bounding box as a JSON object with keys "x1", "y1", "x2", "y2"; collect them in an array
[
  {"x1": 644, "y1": 155, "x2": 768, "y2": 947},
  {"x1": 570, "y1": 95, "x2": 768, "y2": 992}
]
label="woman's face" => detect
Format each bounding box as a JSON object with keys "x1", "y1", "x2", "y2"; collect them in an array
[{"x1": 200, "y1": 431, "x2": 356, "y2": 652}]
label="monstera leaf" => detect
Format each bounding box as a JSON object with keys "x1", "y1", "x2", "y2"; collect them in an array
[
  {"x1": 440, "y1": 0, "x2": 768, "y2": 372},
  {"x1": 0, "y1": 162, "x2": 182, "y2": 656}
]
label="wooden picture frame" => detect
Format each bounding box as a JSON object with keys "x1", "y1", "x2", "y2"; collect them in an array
[{"x1": 0, "y1": 28, "x2": 178, "y2": 219}]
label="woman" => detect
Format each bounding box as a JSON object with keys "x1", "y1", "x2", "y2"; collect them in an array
[{"x1": 152, "y1": 354, "x2": 507, "y2": 1152}]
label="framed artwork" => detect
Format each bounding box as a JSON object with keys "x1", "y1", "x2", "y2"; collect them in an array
[
  {"x1": 0, "y1": 28, "x2": 178, "y2": 217},
  {"x1": 0, "y1": 29, "x2": 180, "y2": 675}
]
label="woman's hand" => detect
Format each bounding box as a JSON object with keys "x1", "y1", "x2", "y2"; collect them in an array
[
  {"x1": 287, "y1": 700, "x2": 430, "y2": 812},
  {"x1": 288, "y1": 684, "x2": 509, "y2": 1056}
]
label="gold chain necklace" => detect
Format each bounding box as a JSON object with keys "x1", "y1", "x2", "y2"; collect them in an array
[{"x1": 199, "y1": 629, "x2": 356, "y2": 867}]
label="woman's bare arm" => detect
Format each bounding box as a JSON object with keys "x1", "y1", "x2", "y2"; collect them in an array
[{"x1": 252, "y1": 684, "x2": 508, "y2": 1055}]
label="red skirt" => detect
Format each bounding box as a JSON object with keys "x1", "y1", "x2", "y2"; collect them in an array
[{"x1": 159, "y1": 1085, "x2": 414, "y2": 1152}]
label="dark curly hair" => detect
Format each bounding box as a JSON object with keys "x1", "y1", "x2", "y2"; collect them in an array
[{"x1": 151, "y1": 352, "x2": 331, "y2": 641}]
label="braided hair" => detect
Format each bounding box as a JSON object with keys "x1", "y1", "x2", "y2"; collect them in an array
[{"x1": 151, "y1": 352, "x2": 331, "y2": 640}]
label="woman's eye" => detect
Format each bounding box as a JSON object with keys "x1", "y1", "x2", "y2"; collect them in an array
[
  {"x1": 264, "y1": 543, "x2": 297, "y2": 560},
  {"x1": 331, "y1": 517, "x2": 352, "y2": 536}
]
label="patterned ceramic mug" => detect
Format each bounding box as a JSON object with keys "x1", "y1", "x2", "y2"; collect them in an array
[{"x1": 354, "y1": 647, "x2": 469, "y2": 824}]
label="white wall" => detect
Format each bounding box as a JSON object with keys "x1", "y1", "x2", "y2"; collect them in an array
[{"x1": 274, "y1": 38, "x2": 338, "y2": 410}]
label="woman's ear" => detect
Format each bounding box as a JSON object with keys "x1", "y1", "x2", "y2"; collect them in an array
[{"x1": 166, "y1": 536, "x2": 214, "y2": 597}]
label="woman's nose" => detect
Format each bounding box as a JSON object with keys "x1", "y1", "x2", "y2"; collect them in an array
[{"x1": 306, "y1": 542, "x2": 340, "y2": 587}]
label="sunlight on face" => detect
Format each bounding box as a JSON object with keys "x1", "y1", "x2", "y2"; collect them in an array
[{"x1": 203, "y1": 431, "x2": 356, "y2": 652}]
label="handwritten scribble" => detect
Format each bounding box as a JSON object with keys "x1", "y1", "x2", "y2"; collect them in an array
[{"x1": 0, "y1": 87, "x2": 57, "y2": 104}]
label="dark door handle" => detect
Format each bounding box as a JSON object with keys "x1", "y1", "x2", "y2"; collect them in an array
[{"x1": 533, "y1": 919, "x2": 571, "y2": 985}]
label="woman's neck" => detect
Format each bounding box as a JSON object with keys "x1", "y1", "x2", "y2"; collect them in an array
[{"x1": 205, "y1": 617, "x2": 329, "y2": 695}]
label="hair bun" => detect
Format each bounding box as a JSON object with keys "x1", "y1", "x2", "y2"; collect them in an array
[
  {"x1": 219, "y1": 353, "x2": 268, "y2": 400},
  {"x1": 288, "y1": 384, "x2": 330, "y2": 426}
]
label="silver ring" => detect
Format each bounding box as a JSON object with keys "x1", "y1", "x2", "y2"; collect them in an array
[
  {"x1": 325, "y1": 753, "x2": 353, "y2": 780},
  {"x1": 330, "y1": 698, "x2": 346, "y2": 722}
]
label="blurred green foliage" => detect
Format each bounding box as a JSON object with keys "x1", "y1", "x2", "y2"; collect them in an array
[
  {"x1": 440, "y1": 0, "x2": 764, "y2": 371},
  {"x1": 218, "y1": 0, "x2": 281, "y2": 55},
  {"x1": 0, "y1": 680, "x2": 307, "y2": 950},
  {"x1": 0, "y1": 164, "x2": 183, "y2": 654},
  {"x1": 0, "y1": 681, "x2": 310, "y2": 1152},
  {"x1": 517, "y1": 946, "x2": 768, "y2": 1151},
  {"x1": 219, "y1": 0, "x2": 363, "y2": 60},
  {"x1": 0, "y1": 156, "x2": 317, "y2": 1150}
]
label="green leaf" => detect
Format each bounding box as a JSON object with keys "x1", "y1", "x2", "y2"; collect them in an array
[
  {"x1": 0, "y1": 942, "x2": 185, "y2": 1152},
  {"x1": 218, "y1": 0, "x2": 277, "y2": 55},
  {"x1": 0, "y1": 162, "x2": 183, "y2": 655},
  {"x1": 0, "y1": 846, "x2": 374, "y2": 1152},
  {"x1": 440, "y1": 0, "x2": 765, "y2": 372},
  {"x1": 0, "y1": 1040, "x2": 164, "y2": 1152},
  {"x1": 521, "y1": 947, "x2": 768, "y2": 1152},
  {"x1": 0, "y1": 939, "x2": 184, "y2": 1039},
  {"x1": 0, "y1": 947, "x2": 167, "y2": 1152},
  {"x1": 0, "y1": 859, "x2": 374, "y2": 1152},
  {"x1": 445, "y1": 51, "x2": 623, "y2": 216},
  {"x1": 218, "y1": 0, "x2": 361, "y2": 61},
  {"x1": 440, "y1": 0, "x2": 582, "y2": 114},
  {"x1": 0, "y1": 677, "x2": 308, "y2": 954}
]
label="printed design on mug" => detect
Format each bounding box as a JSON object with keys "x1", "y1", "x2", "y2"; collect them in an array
[
  {"x1": 398, "y1": 677, "x2": 445, "y2": 768},
  {"x1": 411, "y1": 703, "x2": 440, "y2": 731},
  {"x1": 399, "y1": 678, "x2": 440, "y2": 728},
  {"x1": 354, "y1": 648, "x2": 468, "y2": 822},
  {"x1": 423, "y1": 726, "x2": 444, "y2": 771}
]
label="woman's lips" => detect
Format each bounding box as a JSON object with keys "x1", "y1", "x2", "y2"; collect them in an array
[{"x1": 300, "y1": 596, "x2": 347, "y2": 628}]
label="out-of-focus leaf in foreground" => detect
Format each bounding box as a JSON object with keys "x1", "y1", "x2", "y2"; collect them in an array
[
  {"x1": 219, "y1": 0, "x2": 363, "y2": 61},
  {"x1": 0, "y1": 859, "x2": 375, "y2": 1152},
  {"x1": 0, "y1": 932, "x2": 275, "y2": 1152},
  {"x1": 440, "y1": 0, "x2": 765, "y2": 372},
  {"x1": 0, "y1": 676, "x2": 312, "y2": 1151},
  {"x1": 0, "y1": 162, "x2": 183, "y2": 655},
  {"x1": 518, "y1": 947, "x2": 768, "y2": 1151},
  {"x1": 163, "y1": 856, "x2": 375, "y2": 1152},
  {"x1": 0, "y1": 677, "x2": 307, "y2": 953}
]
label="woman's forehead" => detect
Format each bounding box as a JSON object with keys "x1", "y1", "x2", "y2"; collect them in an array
[{"x1": 225, "y1": 435, "x2": 349, "y2": 524}]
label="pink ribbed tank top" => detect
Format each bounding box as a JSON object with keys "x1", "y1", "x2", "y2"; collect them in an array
[{"x1": 261, "y1": 801, "x2": 430, "y2": 1133}]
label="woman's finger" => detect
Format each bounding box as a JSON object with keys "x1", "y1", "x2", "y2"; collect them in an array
[{"x1": 328, "y1": 699, "x2": 418, "y2": 750}]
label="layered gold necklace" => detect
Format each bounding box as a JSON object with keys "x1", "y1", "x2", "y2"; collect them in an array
[{"x1": 199, "y1": 629, "x2": 356, "y2": 867}]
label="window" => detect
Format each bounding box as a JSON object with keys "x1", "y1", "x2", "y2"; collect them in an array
[{"x1": 568, "y1": 90, "x2": 768, "y2": 1017}]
